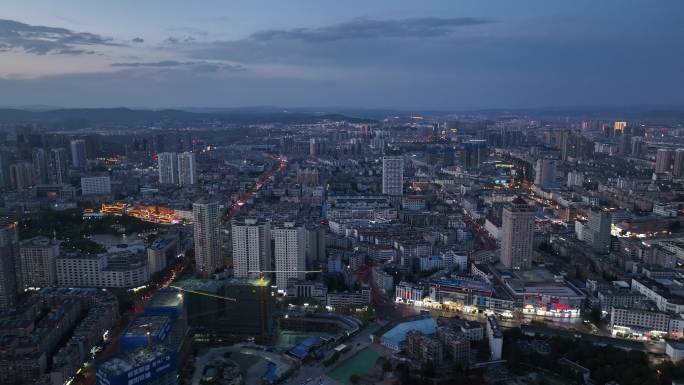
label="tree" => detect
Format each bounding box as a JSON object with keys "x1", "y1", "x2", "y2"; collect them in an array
[{"x1": 350, "y1": 374, "x2": 360, "y2": 384}]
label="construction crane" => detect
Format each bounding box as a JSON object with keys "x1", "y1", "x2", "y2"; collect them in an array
[
  {"x1": 168, "y1": 285, "x2": 237, "y2": 302},
  {"x1": 248, "y1": 270, "x2": 322, "y2": 274}
]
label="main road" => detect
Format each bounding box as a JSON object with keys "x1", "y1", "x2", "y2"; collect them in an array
[
  {"x1": 73, "y1": 153, "x2": 288, "y2": 385},
  {"x1": 224, "y1": 154, "x2": 287, "y2": 223}
]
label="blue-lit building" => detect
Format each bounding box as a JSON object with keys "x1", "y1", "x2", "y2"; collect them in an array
[
  {"x1": 119, "y1": 315, "x2": 171, "y2": 352},
  {"x1": 96, "y1": 344, "x2": 177, "y2": 385},
  {"x1": 144, "y1": 288, "x2": 187, "y2": 348},
  {"x1": 97, "y1": 289, "x2": 187, "y2": 385},
  {"x1": 379, "y1": 316, "x2": 437, "y2": 352},
  {"x1": 287, "y1": 337, "x2": 326, "y2": 361}
]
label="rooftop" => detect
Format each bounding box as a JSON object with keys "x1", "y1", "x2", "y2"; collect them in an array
[
  {"x1": 147, "y1": 288, "x2": 183, "y2": 309},
  {"x1": 382, "y1": 317, "x2": 437, "y2": 346},
  {"x1": 97, "y1": 344, "x2": 174, "y2": 376},
  {"x1": 123, "y1": 315, "x2": 170, "y2": 338},
  {"x1": 20, "y1": 236, "x2": 60, "y2": 248},
  {"x1": 427, "y1": 277, "x2": 494, "y2": 293},
  {"x1": 149, "y1": 237, "x2": 176, "y2": 250},
  {"x1": 173, "y1": 278, "x2": 225, "y2": 294},
  {"x1": 224, "y1": 276, "x2": 271, "y2": 287},
  {"x1": 634, "y1": 277, "x2": 684, "y2": 305}
]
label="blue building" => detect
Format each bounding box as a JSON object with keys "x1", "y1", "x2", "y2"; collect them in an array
[
  {"x1": 144, "y1": 288, "x2": 187, "y2": 348},
  {"x1": 119, "y1": 315, "x2": 171, "y2": 352},
  {"x1": 96, "y1": 344, "x2": 177, "y2": 385},
  {"x1": 380, "y1": 317, "x2": 437, "y2": 352}
]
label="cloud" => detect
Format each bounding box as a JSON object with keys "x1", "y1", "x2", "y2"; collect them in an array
[
  {"x1": 182, "y1": 16, "x2": 496, "y2": 68},
  {"x1": 132, "y1": 37, "x2": 144, "y2": 43},
  {"x1": 249, "y1": 17, "x2": 493, "y2": 42},
  {"x1": 111, "y1": 60, "x2": 189, "y2": 67},
  {"x1": 167, "y1": 26, "x2": 209, "y2": 38},
  {"x1": 110, "y1": 60, "x2": 246, "y2": 72},
  {"x1": 0, "y1": 18, "x2": 119, "y2": 55},
  {"x1": 164, "y1": 36, "x2": 197, "y2": 45}
]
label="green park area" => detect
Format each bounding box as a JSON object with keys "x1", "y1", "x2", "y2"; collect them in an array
[
  {"x1": 18, "y1": 208, "x2": 159, "y2": 253},
  {"x1": 327, "y1": 348, "x2": 378, "y2": 384}
]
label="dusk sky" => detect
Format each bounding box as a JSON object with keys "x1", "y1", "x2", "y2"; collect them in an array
[{"x1": 1, "y1": 1, "x2": 683, "y2": 110}]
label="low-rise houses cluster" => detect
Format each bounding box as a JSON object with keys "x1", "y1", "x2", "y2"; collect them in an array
[
  {"x1": 0, "y1": 288, "x2": 118, "y2": 385},
  {"x1": 372, "y1": 315, "x2": 498, "y2": 370}
]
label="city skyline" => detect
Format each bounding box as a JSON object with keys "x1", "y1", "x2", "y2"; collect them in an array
[{"x1": 4, "y1": 3, "x2": 684, "y2": 385}]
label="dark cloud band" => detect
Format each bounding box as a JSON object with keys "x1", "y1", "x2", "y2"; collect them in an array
[
  {"x1": 111, "y1": 60, "x2": 245, "y2": 72},
  {"x1": 0, "y1": 18, "x2": 119, "y2": 55},
  {"x1": 249, "y1": 17, "x2": 493, "y2": 42}
]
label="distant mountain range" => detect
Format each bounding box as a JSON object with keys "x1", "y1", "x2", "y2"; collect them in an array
[
  {"x1": 0, "y1": 107, "x2": 377, "y2": 126},
  {"x1": 0, "y1": 105, "x2": 683, "y2": 126}
]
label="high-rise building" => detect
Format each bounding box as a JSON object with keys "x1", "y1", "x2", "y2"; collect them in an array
[
  {"x1": 0, "y1": 151, "x2": 10, "y2": 188},
  {"x1": 193, "y1": 199, "x2": 222, "y2": 277},
  {"x1": 84, "y1": 134, "x2": 102, "y2": 160},
  {"x1": 20, "y1": 236, "x2": 60, "y2": 289},
  {"x1": 147, "y1": 235, "x2": 180, "y2": 275},
  {"x1": 56, "y1": 252, "x2": 148, "y2": 288},
  {"x1": 272, "y1": 222, "x2": 306, "y2": 290},
  {"x1": 0, "y1": 219, "x2": 20, "y2": 313},
  {"x1": 631, "y1": 137, "x2": 644, "y2": 157},
  {"x1": 486, "y1": 315, "x2": 503, "y2": 360},
  {"x1": 223, "y1": 278, "x2": 275, "y2": 341},
  {"x1": 586, "y1": 207, "x2": 612, "y2": 254},
  {"x1": 305, "y1": 225, "x2": 326, "y2": 269},
  {"x1": 462, "y1": 139, "x2": 487, "y2": 170},
  {"x1": 382, "y1": 156, "x2": 404, "y2": 196},
  {"x1": 157, "y1": 152, "x2": 179, "y2": 185},
  {"x1": 619, "y1": 125, "x2": 633, "y2": 155},
  {"x1": 655, "y1": 148, "x2": 674, "y2": 173},
  {"x1": 500, "y1": 197, "x2": 535, "y2": 270},
  {"x1": 232, "y1": 218, "x2": 271, "y2": 278},
  {"x1": 51, "y1": 148, "x2": 69, "y2": 184},
  {"x1": 405, "y1": 330, "x2": 443, "y2": 366},
  {"x1": 602, "y1": 123, "x2": 614, "y2": 138},
  {"x1": 309, "y1": 138, "x2": 323, "y2": 157},
  {"x1": 177, "y1": 277, "x2": 275, "y2": 342},
  {"x1": 534, "y1": 158, "x2": 557, "y2": 189},
  {"x1": 70, "y1": 139, "x2": 87, "y2": 169},
  {"x1": 178, "y1": 151, "x2": 197, "y2": 186},
  {"x1": 614, "y1": 121, "x2": 627, "y2": 133},
  {"x1": 80, "y1": 175, "x2": 111, "y2": 195},
  {"x1": 31, "y1": 148, "x2": 49, "y2": 185},
  {"x1": 15, "y1": 126, "x2": 33, "y2": 159},
  {"x1": 567, "y1": 171, "x2": 585, "y2": 188},
  {"x1": 673, "y1": 149, "x2": 684, "y2": 177},
  {"x1": 9, "y1": 162, "x2": 33, "y2": 191}
]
